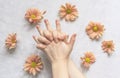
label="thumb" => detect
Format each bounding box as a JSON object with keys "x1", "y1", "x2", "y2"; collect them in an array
[{"x1": 69, "y1": 33, "x2": 77, "y2": 48}]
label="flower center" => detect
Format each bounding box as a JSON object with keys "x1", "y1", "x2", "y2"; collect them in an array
[
  {"x1": 66, "y1": 9, "x2": 71, "y2": 14},
  {"x1": 107, "y1": 44, "x2": 111, "y2": 48},
  {"x1": 30, "y1": 14, "x2": 36, "y2": 19},
  {"x1": 12, "y1": 39, "x2": 16, "y2": 43},
  {"x1": 85, "y1": 58, "x2": 90, "y2": 63},
  {"x1": 93, "y1": 26, "x2": 98, "y2": 32},
  {"x1": 31, "y1": 62, "x2": 37, "y2": 68}
]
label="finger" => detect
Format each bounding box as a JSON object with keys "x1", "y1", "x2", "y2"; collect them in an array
[
  {"x1": 56, "y1": 20, "x2": 61, "y2": 32},
  {"x1": 36, "y1": 44, "x2": 46, "y2": 50},
  {"x1": 43, "y1": 30, "x2": 53, "y2": 41},
  {"x1": 52, "y1": 30, "x2": 59, "y2": 43},
  {"x1": 38, "y1": 36, "x2": 51, "y2": 45},
  {"x1": 58, "y1": 32, "x2": 66, "y2": 40},
  {"x1": 69, "y1": 34, "x2": 77, "y2": 48},
  {"x1": 33, "y1": 36, "x2": 39, "y2": 44},
  {"x1": 64, "y1": 35, "x2": 69, "y2": 43},
  {"x1": 36, "y1": 25, "x2": 43, "y2": 36},
  {"x1": 44, "y1": 19, "x2": 53, "y2": 31},
  {"x1": 57, "y1": 32, "x2": 63, "y2": 40}
]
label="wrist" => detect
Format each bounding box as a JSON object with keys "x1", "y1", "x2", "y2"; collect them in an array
[
  {"x1": 52, "y1": 59, "x2": 68, "y2": 66},
  {"x1": 52, "y1": 59, "x2": 69, "y2": 78}
]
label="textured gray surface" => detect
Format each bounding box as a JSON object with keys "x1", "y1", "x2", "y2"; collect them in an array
[{"x1": 0, "y1": 0, "x2": 120, "y2": 78}]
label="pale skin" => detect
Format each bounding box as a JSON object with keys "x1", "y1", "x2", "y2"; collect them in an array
[{"x1": 33, "y1": 19, "x2": 85, "y2": 78}]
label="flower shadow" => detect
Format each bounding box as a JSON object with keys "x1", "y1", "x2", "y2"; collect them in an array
[
  {"x1": 21, "y1": 72, "x2": 40, "y2": 78},
  {"x1": 80, "y1": 64, "x2": 89, "y2": 73},
  {"x1": 107, "y1": 53, "x2": 113, "y2": 57},
  {"x1": 5, "y1": 46, "x2": 17, "y2": 54},
  {"x1": 23, "y1": 22, "x2": 37, "y2": 31}
]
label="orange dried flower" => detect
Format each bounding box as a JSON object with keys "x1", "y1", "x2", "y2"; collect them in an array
[
  {"x1": 81, "y1": 52, "x2": 96, "y2": 68},
  {"x1": 59, "y1": 3, "x2": 78, "y2": 21},
  {"x1": 5, "y1": 33, "x2": 17, "y2": 49},
  {"x1": 25, "y1": 8, "x2": 46, "y2": 24},
  {"x1": 102, "y1": 40, "x2": 114, "y2": 54},
  {"x1": 24, "y1": 54, "x2": 43, "y2": 76},
  {"x1": 86, "y1": 21, "x2": 105, "y2": 40}
]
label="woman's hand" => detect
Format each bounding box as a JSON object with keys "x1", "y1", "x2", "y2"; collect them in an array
[
  {"x1": 33, "y1": 19, "x2": 76, "y2": 63},
  {"x1": 33, "y1": 19, "x2": 76, "y2": 78},
  {"x1": 33, "y1": 19, "x2": 85, "y2": 78}
]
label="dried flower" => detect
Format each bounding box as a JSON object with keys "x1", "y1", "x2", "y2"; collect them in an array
[
  {"x1": 81, "y1": 52, "x2": 96, "y2": 68},
  {"x1": 24, "y1": 54, "x2": 43, "y2": 75},
  {"x1": 59, "y1": 3, "x2": 78, "y2": 21},
  {"x1": 25, "y1": 8, "x2": 46, "y2": 24},
  {"x1": 102, "y1": 40, "x2": 114, "y2": 54},
  {"x1": 5, "y1": 33, "x2": 17, "y2": 49},
  {"x1": 86, "y1": 21, "x2": 105, "y2": 40}
]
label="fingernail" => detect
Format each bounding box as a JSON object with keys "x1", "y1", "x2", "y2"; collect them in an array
[
  {"x1": 44, "y1": 19, "x2": 46, "y2": 21},
  {"x1": 61, "y1": 35, "x2": 65, "y2": 39},
  {"x1": 36, "y1": 25, "x2": 39, "y2": 28},
  {"x1": 55, "y1": 39, "x2": 58, "y2": 43},
  {"x1": 56, "y1": 19, "x2": 58, "y2": 22},
  {"x1": 47, "y1": 41, "x2": 51, "y2": 44},
  {"x1": 43, "y1": 11, "x2": 46, "y2": 14},
  {"x1": 74, "y1": 33, "x2": 77, "y2": 37},
  {"x1": 32, "y1": 35, "x2": 35, "y2": 38},
  {"x1": 50, "y1": 37, "x2": 53, "y2": 41}
]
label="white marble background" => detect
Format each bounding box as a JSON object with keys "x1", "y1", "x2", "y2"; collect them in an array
[{"x1": 0, "y1": 0, "x2": 120, "y2": 78}]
